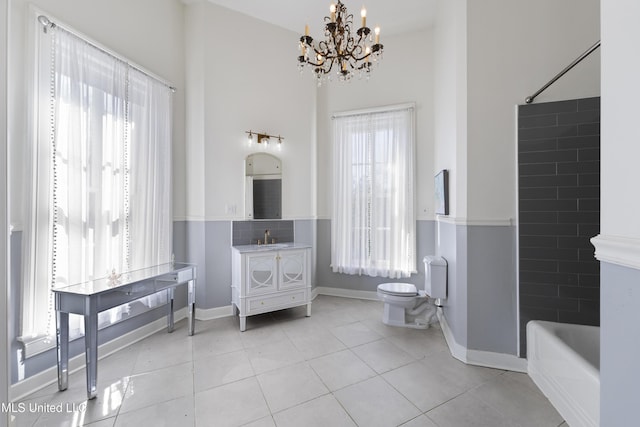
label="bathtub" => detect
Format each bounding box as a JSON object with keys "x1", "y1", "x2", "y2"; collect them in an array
[{"x1": 527, "y1": 321, "x2": 600, "y2": 427}]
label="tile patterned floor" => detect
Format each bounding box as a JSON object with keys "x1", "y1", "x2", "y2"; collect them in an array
[{"x1": 10, "y1": 296, "x2": 566, "y2": 426}]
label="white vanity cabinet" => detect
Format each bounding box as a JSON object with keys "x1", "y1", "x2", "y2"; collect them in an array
[{"x1": 231, "y1": 245, "x2": 311, "y2": 331}]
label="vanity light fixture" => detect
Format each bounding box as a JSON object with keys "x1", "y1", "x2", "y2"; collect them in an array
[{"x1": 245, "y1": 130, "x2": 284, "y2": 150}]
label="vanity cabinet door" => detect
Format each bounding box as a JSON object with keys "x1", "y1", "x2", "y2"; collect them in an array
[
  {"x1": 278, "y1": 249, "x2": 307, "y2": 290},
  {"x1": 246, "y1": 253, "x2": 277, "y2": 295}
]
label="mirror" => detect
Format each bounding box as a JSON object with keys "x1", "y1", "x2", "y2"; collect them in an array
[{"x1": 245, "y1": 153, "x2": 282, "y2": 219}]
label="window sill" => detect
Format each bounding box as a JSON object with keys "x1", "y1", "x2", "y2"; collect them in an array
[{"x1": 17, "y1": 335, "x2": 57, "y2": 359}]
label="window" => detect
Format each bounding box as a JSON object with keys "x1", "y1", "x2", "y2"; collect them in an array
[
  {"x1": 19, "y1": 19, "x2": 172, "y2": 357},
  {"x1": 331, "y1": 105, "x2": 416, "y2": 278}
]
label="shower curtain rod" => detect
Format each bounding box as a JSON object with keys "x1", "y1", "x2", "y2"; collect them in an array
[
  {"x1": 37, "y1": 14, "x2": 177, "y2": 93},
  {"x1": 525, "y1": 40, "x2": 600, "y2": 104}
]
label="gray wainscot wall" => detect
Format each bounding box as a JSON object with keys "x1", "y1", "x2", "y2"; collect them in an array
[
  {"x1": 436, "y1": 221, "x2": 518, "y2": 356},
  {"x1": 600, "y1": 261, "x2": 640, "y2": 423}
]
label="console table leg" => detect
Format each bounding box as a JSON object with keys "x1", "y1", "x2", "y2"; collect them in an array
[
  {"x1": 188, "y1": 279, "x2": 195, "y2": 336},
  {"x1": 167, "y1": 287, "x2": 175, "y2": 333},
  {"x1": 84, "y1": 305, "x2": 98, "y2": 400},
  {"x1": 240, "y1": 316, "x2": 246, "y2": 332},
  {"x1": 55, "y1": 309, "x2": 69, "y2": 391},
  {"x1": 306, "y1": 302, "x2": 312, "y2": 317}
]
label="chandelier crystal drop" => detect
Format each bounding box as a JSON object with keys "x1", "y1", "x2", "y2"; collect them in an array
[{"x1": 298, "y1": 1, "x2": 384, "y2": 85}]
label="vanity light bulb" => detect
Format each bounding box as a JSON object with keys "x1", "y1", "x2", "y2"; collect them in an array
[{"x1": 247, "y1": 133, "x2": 253, "y2": 146}]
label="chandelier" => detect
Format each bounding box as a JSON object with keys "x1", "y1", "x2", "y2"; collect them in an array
[{"x1": 298, "y1": 1, "x2": 384, "y2": 85}]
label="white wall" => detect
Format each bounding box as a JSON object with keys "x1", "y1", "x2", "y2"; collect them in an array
[
  {"x1": 1, "y1": 0, "x2": 9, "y2": 422},
  {"x1": 316, "y1": 28, "x2": 434, "y2": 220},
  {"x1": 600, "y1": 1, "x2": 640, "y2": 240},
  {"x1": 183, "y1": 2, "x2": 316, "y2": 222},
  {"x1": 433, "y1": 0, "x2": 467, "y2": 219},
  {"x1": 8, "y1": 0, "x2": 187, "y2": 225},
  {"x1": 183, "y1": 1, "x2": 207, "y2": 220},
  {"x1": 598, "y1": 1, "x2": 640, "y2": 423},
  {"x1": 466, "y1": 0, "x2": 600, "y2": 221}
]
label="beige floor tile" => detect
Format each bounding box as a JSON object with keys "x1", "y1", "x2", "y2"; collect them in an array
[
  {"x1": 308, "y1": 349, "x2": 377, "y2": 392},
  {"x1": 42, "y1": 375, "x2": 129, "y2": 425},
  {"x1": 387, "y1": 328, "x2": 449, "y2": 359},
  {"x1": 191, "y1": 325, "x2": 244, "y2": 360},
  {"x1": 399, "y1": 414, "x2": 439, "y2": 427},
  {"x1": 119, "y1": 362, "x2": 193, "y2": 415},
  {"x1": 245, "y1": 338, "x2": 305, "y2": 375},
  {"x1": 330, "y1": 322, "x2": 382, "y2": 347},
  {"x1": 240, "y1": 415, "x2": 276, "y2": 427},
  {"x1": 472, "y1": 373, "x2": 564, "y2": 427},
  {"x1": 193, "y1": 349, "x2": 254, "y2": 392},
  {"x1": 382, "y1": 360, "x2": 465, "y2": 412},
  {"x1": 85, "y1": 418, "x2": 116, "y2": 426},
  {"x1": 426, "y1": 392, "x2": 513, "y2": 427},
  {"x1": 287, "y1": 328, "x2": 347, "y2": 360},
  {"x1": 239, "y1": 322, "x2": 288, "y2": 349},
  {"x1": 334, "y1": 376, "x2": 420, "y2": 427},
  {"x1": 194, "y1": 377, "x2": 269, "y2": 427},
  {"x1": 351, "y1": 338, "x2": 415, "y2": 374},
  {"x1": 9, "y1": 392, "x2": 56, "y2": 427},
  {"x1": 114, "y1": 395, "x2": 194, "y2": 427},
  {"x1": 256, "y1": 362, "x2": 328, "y2": 413},
  {"x1": 272, "y1": 394, "x2": 356, "y2": 427}
]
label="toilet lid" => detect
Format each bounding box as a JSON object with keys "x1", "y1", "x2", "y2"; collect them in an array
[{"x1": 378, "y1": 283, "x2": 418, "y2": 296}]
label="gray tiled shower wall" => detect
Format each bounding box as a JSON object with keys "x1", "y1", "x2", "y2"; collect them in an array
[
  {"x1": 232, "y1": 220, "x2": 294, "y2": 246},
  {"x1": 518, "y1": 97, "x2": 600, "y2": 354}
]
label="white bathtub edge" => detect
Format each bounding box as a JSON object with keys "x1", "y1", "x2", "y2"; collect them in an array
[
  {"x1": 527, "y1": 320, "x2": 599, "y2": 427},
  {"x1": 437, "y1": 309, "x2": 527, "y2": 373},
  {"x1": 528, "y1": 361, "x2": 597, "y2": 427}
]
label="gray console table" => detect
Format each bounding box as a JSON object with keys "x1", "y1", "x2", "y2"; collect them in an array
[{"x1": 53, "y1": 262, "x2": 196, "y2": 399}]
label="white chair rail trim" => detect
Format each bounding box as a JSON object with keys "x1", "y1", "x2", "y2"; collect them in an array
[
  {"x1": 436, "y1": 216, "x2": 514, "y2": 227},
  {"x1": 591, "y1": 234, "x2": 640, "y2": 271}
]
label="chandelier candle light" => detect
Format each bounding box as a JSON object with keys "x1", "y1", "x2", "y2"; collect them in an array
[{"x1": 298, "y1": 1, "x2": 384, "y2": 84}]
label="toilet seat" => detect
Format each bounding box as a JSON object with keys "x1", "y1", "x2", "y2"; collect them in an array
[{"x1": 377, "y1": 282, "x2": 418, "y2": 297}]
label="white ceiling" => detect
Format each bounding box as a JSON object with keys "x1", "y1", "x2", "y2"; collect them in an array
[{"x1": 204, "y1": 0, "x2": 438, "y2": 37}]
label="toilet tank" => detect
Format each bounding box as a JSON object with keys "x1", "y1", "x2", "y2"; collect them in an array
[{"x1": 424, "y1": 256, "x2": 447, "y2": 299}]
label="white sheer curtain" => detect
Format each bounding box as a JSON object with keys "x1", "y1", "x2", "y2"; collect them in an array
[
  {"x1": 20, "y1": 22, "x2": 172, "y2": 349},
  {"x1": 331, "y1": 106, "x2": 416, "y2": 278},
  {"x1": 128, "y1": 69, "x2": 173, "y2": 307}
]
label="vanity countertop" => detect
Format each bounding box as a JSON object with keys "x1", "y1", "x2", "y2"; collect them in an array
[{"x1": 232, "y1": 242, "x2": 311, "y2": 253}]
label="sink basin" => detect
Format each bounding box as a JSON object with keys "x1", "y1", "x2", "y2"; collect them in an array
[{"x1": 256, "y1": 243, "x2": 292, "y2": 249}]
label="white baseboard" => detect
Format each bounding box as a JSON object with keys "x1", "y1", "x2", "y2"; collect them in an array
[
  {"x1": 314, "y1": 286, "x2": 379, "y2": 301},
  {"x1": 10, "y1": 308, "x2": 187, "y2": 402},
  {"x1": 195, "y1": 305, "x2": 234, "y2": 321},
  {"x1": 437, "y1": 309, "x2": 527, "y2": 373}
]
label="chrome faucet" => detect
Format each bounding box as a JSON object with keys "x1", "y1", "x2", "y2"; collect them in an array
[{"x1": 264, "y1": 229, "x2": 271, "y2": 245}]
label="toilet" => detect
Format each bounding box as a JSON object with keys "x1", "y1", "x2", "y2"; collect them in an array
[{"x1": 376, "y1": 256, "x2": 447, "y2": 329}]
